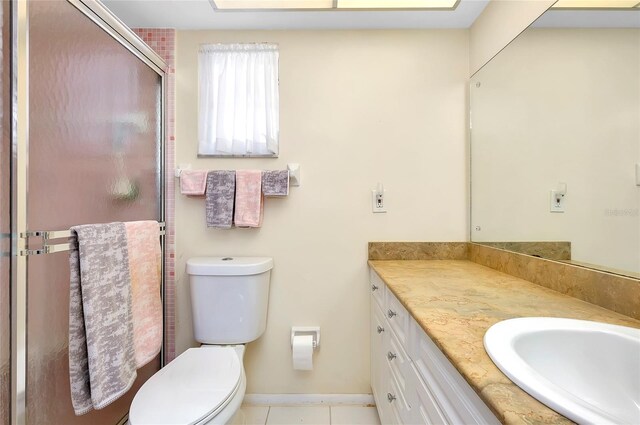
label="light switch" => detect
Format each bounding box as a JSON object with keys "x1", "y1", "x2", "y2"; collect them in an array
[{"x1": 550, "y1": 190, "x2": 565, "y2": 213}]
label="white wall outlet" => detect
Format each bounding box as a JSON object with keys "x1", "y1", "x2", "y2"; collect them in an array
[
  {"x1": 371, "y1": 189, "x2": 386, "y2": 213},
  {"x1": 550, "y1": 190, "x2": 565, "y2": 213}
]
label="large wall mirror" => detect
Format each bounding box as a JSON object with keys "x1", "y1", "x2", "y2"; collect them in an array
[{"x1": 470, "y1": 5, "x2": 640, "y2": 279}]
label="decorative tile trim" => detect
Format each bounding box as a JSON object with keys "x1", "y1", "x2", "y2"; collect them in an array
[
  {"x1": 133, "y1": 28, "x2": 176, "y2": 362},
  {"x1": 368, "y1": 242, "x2": 469, "y2": 260},
  {"x1": 469, "y1": 243, "x2": 640, "y2": 321}
]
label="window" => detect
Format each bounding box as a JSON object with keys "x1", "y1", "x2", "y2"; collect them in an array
[{"x1": 198, "y1": 43, "x2": 279, "y2": 157}]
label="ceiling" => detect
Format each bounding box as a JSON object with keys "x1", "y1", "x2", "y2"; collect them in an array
[
  {"x1": 101, "y1": 0, "x2": 489, "y2": 30},
  {"x1": 533, "y1": 9, "x2": 640, "y2": 27},
  {"x1": 212, "y1": 0, "x2": 459, "y2": 10},
  {"x1": 551, "y1": 0, "x2": 640, "y2": 8}
]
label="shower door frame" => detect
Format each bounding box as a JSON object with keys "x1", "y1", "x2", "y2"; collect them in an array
[{"x1": 10, "y1": 1, "x2": 168, "y2": 424}]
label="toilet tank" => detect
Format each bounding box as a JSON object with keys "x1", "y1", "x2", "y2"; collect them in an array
[{"x1": 187, "y1": 257, "x2": 273, "y2": 345}]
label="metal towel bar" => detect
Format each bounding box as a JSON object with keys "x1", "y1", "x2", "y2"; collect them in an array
[
  {"x1": 19, "y1": 221, "x2": 165, "y2": 256},
  {"x1": 175, "y1": 163, "x2": 301, "y2": 187}
]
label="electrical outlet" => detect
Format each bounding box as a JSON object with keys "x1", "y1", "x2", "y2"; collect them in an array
[{"x1": 372, "y1": 190, "x2": 386, "y2": 213}]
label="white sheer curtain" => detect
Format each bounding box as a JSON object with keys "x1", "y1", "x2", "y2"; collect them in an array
[{"x1": 198, "y1": 43, "x2": 279, "y2": 156}]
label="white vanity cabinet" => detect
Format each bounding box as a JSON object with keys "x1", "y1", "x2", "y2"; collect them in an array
[{"x1": 369, "y1": 268, "x2": 500, "y2": 425}]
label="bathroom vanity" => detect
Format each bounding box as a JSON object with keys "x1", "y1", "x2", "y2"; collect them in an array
[
  {"x1": 368, "y1": 260, "x2": 640, "y2": 424},
  {"x1": 370, "y1": 267, "x2": 499, "y2": 425}
]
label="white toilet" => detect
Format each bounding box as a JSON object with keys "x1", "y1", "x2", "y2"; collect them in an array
[{"x1": 129, "y1": 256, "x2": 274, "y2": 425}]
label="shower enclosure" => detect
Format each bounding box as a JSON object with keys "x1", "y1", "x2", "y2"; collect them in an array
[
  {"x1": 5, "y1": 0, "x2": 166, "y2": 424},
  {"x1": 1, "y1": 1, "x2": 11, "y2": 424}
]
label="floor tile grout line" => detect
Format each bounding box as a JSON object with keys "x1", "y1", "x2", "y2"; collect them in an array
[
  {"x1": 257, "y1": 405, "x2": 380, "y2": 425},
  {"x1": 264, "y1": 406, "x2": 271, "y2": 425}
]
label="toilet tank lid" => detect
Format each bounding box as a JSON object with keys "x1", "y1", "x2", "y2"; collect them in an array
[{"x1": 187, "y1": 257, "x2": 274, "y2": 276}]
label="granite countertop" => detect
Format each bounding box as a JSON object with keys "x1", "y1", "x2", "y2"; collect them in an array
[{"x1": 368, "y1": 260, "x2": 640, "y2": 425}]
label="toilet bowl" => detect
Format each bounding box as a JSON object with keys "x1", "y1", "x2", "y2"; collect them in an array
[
  {"x1": 129, "y1": 257, "x2": 273, "y2": 425},
  {"x1": 129, "y1": 345, "x2": 247, "y2": 425}
]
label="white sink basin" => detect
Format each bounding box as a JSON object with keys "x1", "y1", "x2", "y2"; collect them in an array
[{"x1": 484, "y1": 317, "x2": 640, "y2": 425}]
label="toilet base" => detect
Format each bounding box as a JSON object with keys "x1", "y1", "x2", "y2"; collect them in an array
[{"x1": 228, "y1": 408, "x2": 246, "y2": 425}]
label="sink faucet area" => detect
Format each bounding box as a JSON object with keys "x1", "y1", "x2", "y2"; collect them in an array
[{"x1": 484, "y1": 317, "x2": 640, "y2": 425}]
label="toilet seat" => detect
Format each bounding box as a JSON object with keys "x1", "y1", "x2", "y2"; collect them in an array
[{"x1": 129, "y1": 347, "x2": 242, "y2": 425}]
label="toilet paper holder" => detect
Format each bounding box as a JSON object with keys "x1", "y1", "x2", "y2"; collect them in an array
[{"x1": 291, "y1": 326, "x2": 320, "y2": 349}]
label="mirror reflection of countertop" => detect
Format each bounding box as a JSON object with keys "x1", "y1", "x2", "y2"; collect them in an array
[
  {"x1": 368, "y1": 259, "x2": 640, "y2": 425},
  {"x1": 469, "y1": 22, "x2": 640, "y2": 278}
]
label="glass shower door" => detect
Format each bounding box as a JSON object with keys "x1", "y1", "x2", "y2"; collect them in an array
[
  {"x1": 25, "y1": 0, "x2": 163, "y2": 423},
  {"x1": 0, "y1": 1, "x2": 10, "y2": 423}
]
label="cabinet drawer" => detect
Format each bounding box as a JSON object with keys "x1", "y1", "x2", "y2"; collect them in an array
[
  {"x1": 386, "y1": 325, "x2": 412, "y2": 398},
  {"x1": 388, "y1": 394, "x2": 406, "y2": 425},
  {"x1": 371, "y1": 353, "x2": 392, "y2": 424},
  {"x1": 386, "y1": 290, "x2": 410, "y2": 347},
  {"x1": 371, "y1": 297, "x2": 388, "y2": 399},
  {"x1": 410, "y1": 321, "x2": 500, "y2": 425},
  {"x1": 374, "y1": 355, "x2": 393, "y2": 425},
  {"x1": 385, "y1": 368, "x2": 412, "y2": 425},
  {"x1": 369, "y1": 269, "x2": 386, "y2": 309}
]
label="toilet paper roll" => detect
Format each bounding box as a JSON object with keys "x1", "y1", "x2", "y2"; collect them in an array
[{"x1": 292, "y1": 335, "x2": 314, "y2": 371}]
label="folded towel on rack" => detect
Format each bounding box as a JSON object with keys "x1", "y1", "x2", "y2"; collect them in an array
[
  {"x1": 262, "y1": 170, "x2": 289, "y2": 197},
  {"x1": 180, "y1": 170, "x2": 208, "y2": 196},
  {"x1": 125, "y1": 221, "x2": 162, "y2": 369},
  {"x1": 235, "y1": 170, "x2": 264, "y2": 228},
  {"x1": 206, "y1": 171, "x2": 236, "y2": 228},
  {"x1": 68, "y1": 223, "x2": 137, "y2": 416}
]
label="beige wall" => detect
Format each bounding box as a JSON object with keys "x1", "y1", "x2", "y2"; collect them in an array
[
  {"x1": 471, "y1": 29, "x2": 640, "y2": 275},
  {"x1": 469, "y1": 0, "x2": 555, "y2": 76},
  {"x1": 175, "y1": 30, "x2": 469, "y2": 393}
]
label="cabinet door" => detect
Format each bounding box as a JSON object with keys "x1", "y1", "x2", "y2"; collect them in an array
[
  {"x1": 407, "y1": 364, "x2": 448, "y2": 425},
  {"x1": 410, "y1": 321, "x2": 500, "y2": 425}
]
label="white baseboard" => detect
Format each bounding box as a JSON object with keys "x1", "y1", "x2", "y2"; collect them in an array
[{"x1": 242, "y1": 393, "x2": 375, "y2": 406}]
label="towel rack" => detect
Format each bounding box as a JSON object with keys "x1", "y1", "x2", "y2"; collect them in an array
[
  {"x1": 175, "y1": 163, "x2": 301, "y2": 187},
  {"x1": 19, "y1": 222, "x2": 166, "y2": 256}
]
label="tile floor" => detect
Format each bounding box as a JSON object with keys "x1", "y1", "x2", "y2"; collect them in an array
[{"x1": 243, "y1": 405, "x2": 381, "y2": 425}]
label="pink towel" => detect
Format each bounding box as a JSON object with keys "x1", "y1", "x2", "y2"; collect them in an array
[
  {"x1": 180, "y1": 170, "x2": 208, "y2": 196},
  {"x1": 234, "y1": 170, "x2": 263, "y2": 228},
  {"x1": 124, "y1": 221, "x2": 163, "y2": 368}
]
